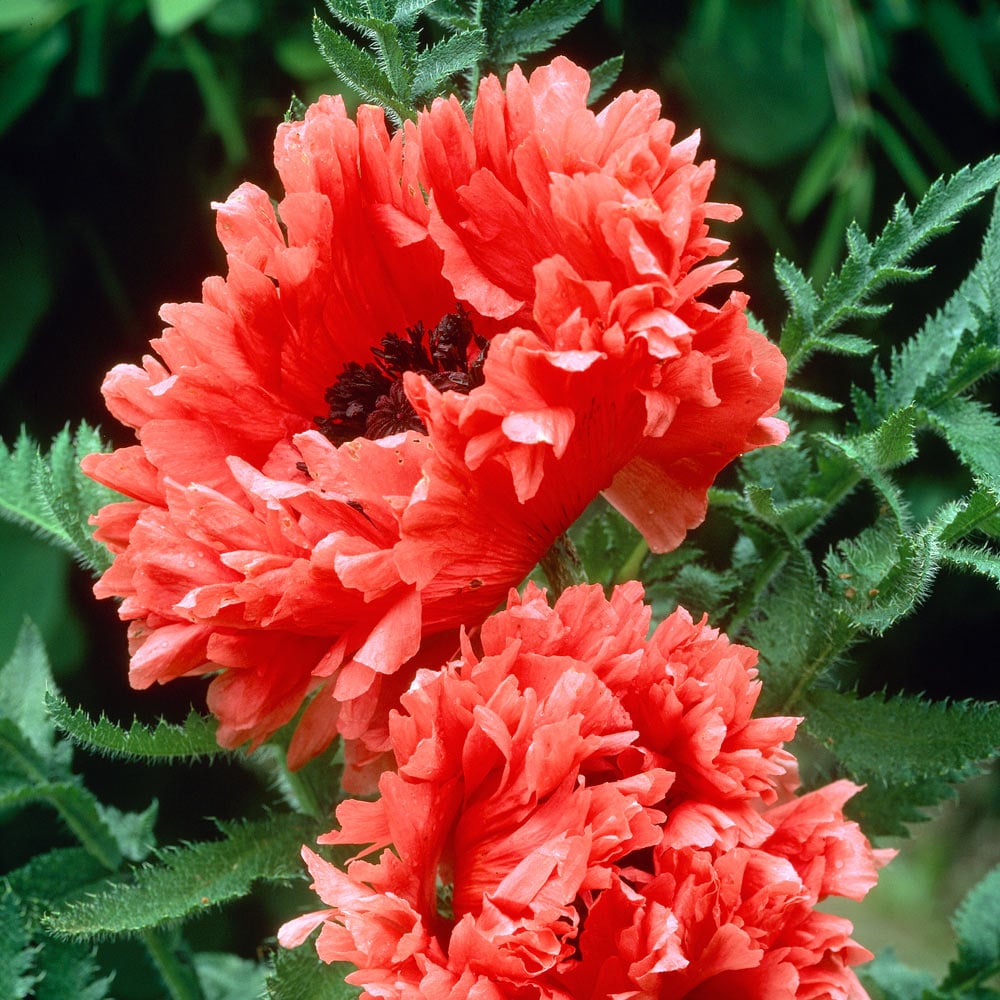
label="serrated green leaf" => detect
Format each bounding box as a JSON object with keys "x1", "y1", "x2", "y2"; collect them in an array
[
  {"x1": 780, "y1": 156, "x2": 1000, "y2": 374},
  {"x1": 805, "y1": 689, "x2": 1000, "y2": 788},
  {"x1": 849, "y1": 772, "x2": 959, "y2": 838},
  {"x1": 645, "y1": 563, "x2": 737, "y2": 622},
  {"x1": 313, "y1": 15, "x2": 410, "y2": 123},
  {"x1": 98, "y1": 801, "x2": 159, "y2": 862},
  {"x1": 877, "y1": 191, "x2": 1000, "y2": 417},
  {"x1": 586, "y1": 54, "x2": 623, "y2": 104},
  {"x1": 935, "y1": 485, "x2": 1000, "y2": 544},
  {"x1": 0, "y1": 887, "x2": 37, "y2": 999},
  {"x1": 44, "y1": 814, "x2": 333, "y2": 938},
  {"x1": 782, "y1": 387, "x2": 843, "y2": 413},
  {"x1": 925, "y1": 396, "x2": 1000, "y2": 494},
  {"x1": 33, "y1": 939, "x2": 115, "y2": 1000},
  {"x1": 47, "y1": 693, "x2": 226, "y2": 762},
  {"x1": 748, "y1": 549, "x2": 853, "y2": 714},
  {"x1": 0, "y1": 780, "x2": 121, "y2": 870},
  {"x1": 819, "y1": 333, "x2": 878, "y2": 357},
  {"x1": 941, "y1": 545, "x2": 1000, "y2": 587},
  {"x1": 0, "y1": 424, "x2": 120, "y2": 573},
  {"x1": 266, "y1": 944, "x2": 361, "y2": 1000},
  {"x1": 195, "y1": 952, "x2": 268, "y2": 1000},
  {"x1": 492, "y1": 0, "x2": 599, "y2": 65},
  {"x1": 859, "y1": 947, "x2": 939, "y2": 1000},
  {"x1": 411, "y1": 28, "x2": 484, "y2": 99},
  {"x1": 824, "y1": 522, "x2": 939, "y2": 634},
  {"x1": 0, "y1": 619, "x2": 56, "y2": 760},
  {"x1": 941, "y1": 864, "x2": 1000, "y2": 993},
  {"x1": 5, "y1": 847, "x2": 110, "y2": 920}
]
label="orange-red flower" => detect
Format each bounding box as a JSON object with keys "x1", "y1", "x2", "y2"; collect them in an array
[
  {"x1": 84, "y1": 59, "x2": 784, "y2": 779},
  {"x1": 279, "y1": 584, "x2": 890, "y2": 998}
]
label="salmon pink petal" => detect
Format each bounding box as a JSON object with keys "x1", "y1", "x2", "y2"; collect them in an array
[{"x1": 283, "y1": 585, "x2": 887, "y2": 999}]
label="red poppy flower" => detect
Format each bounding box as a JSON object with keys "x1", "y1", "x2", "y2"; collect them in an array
[
  {"x1": 279, "y1": 584, "x2": 889, "y2": 998},
  {"x1": 83, "y1": 59, "x2": 784, "y2": 778}
]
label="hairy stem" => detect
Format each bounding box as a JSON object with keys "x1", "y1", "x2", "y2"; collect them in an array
[{"x1": 540, "y1": 533, "x2": 588, "y2": 597}]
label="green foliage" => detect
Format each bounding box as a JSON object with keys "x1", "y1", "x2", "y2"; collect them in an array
[
  {"x1": 778, "y1": 156, "x2": 1000, "y2": 375},
  {"x1": 313, "y1": 0, "x2": 485, "y2": 123},
  {"x1": 266, "y1": 946, "x2": 362, "y2": 999},
  {"x1": 0, "y1": 886, "x2": 37, "y2": 1000},
  {"x1": 804, "y1": 691, "x2": 1000, "y2": 835},
  {"x1": 314, "y1": 0, "x2": 614, "y2": 123},
  {"x1": 942, "y1": 864, "x2": 1000, "y2": 995},
  {"x1": 639, "y1": 170, "x2": 1000, "y2": 835},
  {"x1": 864, "y1": 866, "x2": 1000, "y2": 998},
  {"x1": 47, "y1": 694, "x2": 228, "y2": 763},
  {"x1": 0, "y1": 424, "x2": 121, "y2": 574},
  {"x1": 194, "y1": 952, "x2": 269, "y2": 1000},
  {"x1": 44, "y1": 814, "x2": 334, "y2": 938},
  {"x1": 862, "y1": 948, "x2": 938, "y2": 1000}
]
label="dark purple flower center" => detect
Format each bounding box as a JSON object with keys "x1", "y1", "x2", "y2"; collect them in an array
[{"x1": 317, "y1": 306, "x2": 488, "y2": 445}]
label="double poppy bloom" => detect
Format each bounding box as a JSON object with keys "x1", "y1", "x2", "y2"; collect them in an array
[
  {"x1": 83, "y1": 57, "x2": 785, "y2": 778},
  {"x1": 279, "y1": 583, "x2": 891, "y2": 998}
]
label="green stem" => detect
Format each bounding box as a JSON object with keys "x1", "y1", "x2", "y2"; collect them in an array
[
  {"x1": 778, "y1": 629, "x2": 847, "y2": 715},
  {"x1": 727, "y1": 463, "x2": 863, "y2": 639},
  {"x1": 540, "y1": 533, "x2": 588, "y2": 597},
  {"x1": 141, "y1": 929, "x2": 205, "y2": 1000},
  {"x1": 613, "y1": 538, "x2": 649, "y2": 587}
]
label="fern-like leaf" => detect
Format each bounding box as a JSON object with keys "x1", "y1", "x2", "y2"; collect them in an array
[
  {"x1": 0, "y1": 424, "x2": 119, "y2": 574},
  {"x1": 44, "y1": 814, "x2": 335, "y2": 938},
  {"x1": 265, "y1": 945, "x2": 361, "y2": 999},
  {"x1": 490, "y1": 0, "x2": 599, "y2": 65},
  {"x1": 779, "y1": 155, "x2": 1000, "y2": 374},
  {"x1": 0, "y1": 887, "x2": 38, "y2": 1000},
  {"x1": 47, "y1": 694, "x2": 226, "y2": 762}
]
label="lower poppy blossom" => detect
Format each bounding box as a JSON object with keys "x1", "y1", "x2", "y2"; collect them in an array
[
  {"x1": 84, "y1": 58, "x2": 784, "y2": 777},
  {"x1": 279, "y1": 584, "x2": 891, "y2": 998}
]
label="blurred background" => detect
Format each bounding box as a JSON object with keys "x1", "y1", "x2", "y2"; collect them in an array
[{"x1": 1, "y1": 0, "x2": 999, "y2": 989}]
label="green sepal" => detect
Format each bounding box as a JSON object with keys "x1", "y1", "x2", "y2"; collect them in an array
[
  {"x1": 43, "y1": 814, "x2": 339, "y2": 939},
  {"x1": 46, "y1": 692, "x2": 227, "y2": 762}
]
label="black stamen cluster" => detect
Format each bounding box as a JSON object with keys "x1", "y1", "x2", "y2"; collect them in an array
[{"x1": 317, "y1": 306, "x2": 488, "y2": 445}]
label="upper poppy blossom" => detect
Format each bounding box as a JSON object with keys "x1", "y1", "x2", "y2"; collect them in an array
[
  {"x1": 83, "y1": 58, "x2": 785, "y2": 778},
  {"x1": 279, "y1": 584, "x2": 891, "y2": 999}
]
